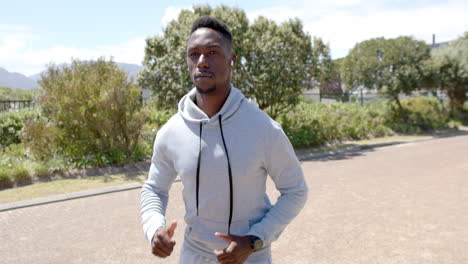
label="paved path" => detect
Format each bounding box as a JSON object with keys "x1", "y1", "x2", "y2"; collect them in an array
[{"x1": 1, "y1": 134, "x2": 467, "y2": 264}]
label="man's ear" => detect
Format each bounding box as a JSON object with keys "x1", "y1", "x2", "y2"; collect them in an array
[{"x1": 230, "y1": 54, "x2": 237, "y2": 67}]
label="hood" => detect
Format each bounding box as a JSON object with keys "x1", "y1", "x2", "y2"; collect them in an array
[{"x1": 178, "y1": 85, "x2": 245, "y2": 126}]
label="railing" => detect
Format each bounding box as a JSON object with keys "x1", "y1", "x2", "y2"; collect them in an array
[
  {"x1": 0, "y1": 100, "x2": 34, "y2": 112},
  {"x1": 303, "y1": 91, "x2": 375, "y2": 105},
  {"x1": 303, "y1": 90, "x2": 449, "y2": 105}
]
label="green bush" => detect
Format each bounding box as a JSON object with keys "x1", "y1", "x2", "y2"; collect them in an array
[
  {"x1": 0, "y1": 86, "x2": 35, "y2": 100},
  {"x1": 0, "y1": 144, "x2": 30, "y2": 173},
  {"x1": 0, "y1": 108, "x2": 40, "y2": 148},
  {"x1": 279, "y1": 96, "x2": 451, "y2": 149},
  {"x1": 24, "y1": 58, "x2": 145, "y2": 167},
  {"x1": 43, "y1": 157, "x2": 68, "y2": 175},
  {"x1": 21, "y1": 118, "x2": 62, "y2": 160},
  {"x1": 142, "y1": 102, "x2": 177, "y2": 128},
  {"x1": 34, "y1": 162, "x2": 51, "y2": 180},
  {"x1": 279, "y1": 101, "x2": 392, "y2": 148},
  {"x1": 0, "y1": 169, "x2": 13, "y2": 189},
  {"x1": 11, "y1": 166, "x2": 32, "y2": 186},
  {"x1": 385, "y1": 96, "x2": 449, "y2": 133},
  {"x1": 140, "y1": 104, "x2": 177, "y2": 152}
]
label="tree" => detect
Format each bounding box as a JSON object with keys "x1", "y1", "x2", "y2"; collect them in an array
[
  {"x1": 342, "y1": 36, "x2": 430, "y2": 119},
  {"x1": 318, "y1": 58, "x2": 344, "y2": 95},
  {"x1": 0, "y1": 86, "x2": 34, "y2": 100},
  {"x1": 32, "y1": 58, "x2": 144, "y2": 163},
  {"x1": 139, "y1": 5, "x2": 329, "y2": 119},
  {"x1": 425, "y1": 32, "x2": 468, "y2": 113}
]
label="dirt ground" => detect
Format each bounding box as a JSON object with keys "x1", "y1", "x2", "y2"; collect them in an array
[{"x1": 1, "y1": 133, "x2": 467, "y2": 264}]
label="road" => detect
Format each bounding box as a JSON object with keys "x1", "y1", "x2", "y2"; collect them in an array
[{"x1": 1, "y1": 133, "x2": 467, "y2": 264}]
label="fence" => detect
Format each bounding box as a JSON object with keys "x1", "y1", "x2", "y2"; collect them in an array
[
  {"x1": 303, "y1": 91, "x2": 380, "y2": 105},
  {"x1": 0, "y1": 100, "x2": 35, "y2": 112},
  {"x1": 303, "y1": 90, "x2": 450, "y2": 105}
]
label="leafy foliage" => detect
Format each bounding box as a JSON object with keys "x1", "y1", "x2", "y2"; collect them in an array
[
  {"x1": 21, "y1": 117, "x2": 63, "y2": 161},
  {"x1": 279, "y1": 102, "x2": 392, "y2": 148},
  {"x1": 342, "y1": 36, "x2": 430, "y2": 119},
  {"x1": 0, "y1": 86, "x2": 36, "y2": 100},
  {"x1": 385, "y1": 96, "x2": 449, "y2": 133},
  {"x1": 279, "y1": 96, "x2": 450, "y2": 148},
  {"x1": 0, "y1": 169, "x2": 14, "y2": 189},
  {"x1": 0, "y1": 108, "x2": 40, "y2": 149},
  {"x1": 26, "y1": 58, "x2": 145, "y2": 166},
  {"x1": 318, "y1": 58, "x2": 344, "y2": 95},
  {"x1": 11, "y1": 166, "x2": 32, "y2": 186},
  {"x1": 139, "y1": 5, "x2": 330, "y2": 118},
  {"x1": 425, "y1": 32, "x2": 468, "y2": 113}
]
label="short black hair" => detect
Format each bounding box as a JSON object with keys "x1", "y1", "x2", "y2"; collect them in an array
[{"x1": 190, "y1": 16, "x2": 232, "y2": 49}]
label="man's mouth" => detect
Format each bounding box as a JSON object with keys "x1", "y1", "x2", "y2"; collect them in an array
[{"x1": 195, "y1": 73, "x2": 214, "y2": 79}]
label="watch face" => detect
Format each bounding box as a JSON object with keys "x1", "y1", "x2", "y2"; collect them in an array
[{"x1": 253, "y1": 238, "x2": 263, "y2": 251}]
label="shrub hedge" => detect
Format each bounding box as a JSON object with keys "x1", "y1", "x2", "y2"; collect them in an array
[
  {"x1": 0, "y1": 108, "x2": 40, "y2": 149},
  {"x1": 279, "y1": 96, "x2": 451, "y2": 148},
  {"x1": 385, "y1": 96, "x2": 449, "y2": 133},
  {"x1": 279, "y1": 102, "x2": 393, "y2": 148},
  {"x1": 0, "y1": 95, "x2": 456, "y2": 190},
  {"x1": 0, "y1": 169, "x2": 13, "y2": 189}
]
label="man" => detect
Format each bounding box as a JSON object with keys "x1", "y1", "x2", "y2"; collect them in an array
[{"x1": 140, "y1": 15, "x2": 308, "y2": 264}]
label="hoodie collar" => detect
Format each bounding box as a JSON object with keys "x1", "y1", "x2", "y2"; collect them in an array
[{"x1": 178, "y1": 85, "x2": 245, "y2": 126}]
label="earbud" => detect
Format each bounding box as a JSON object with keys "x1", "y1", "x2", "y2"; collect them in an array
[{"x1": 230, "y1": 61, "x2": 234, "y2": 66}]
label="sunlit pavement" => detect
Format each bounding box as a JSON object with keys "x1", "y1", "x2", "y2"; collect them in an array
[{"x1": 1, "y1": 133, "x2": 467, "y2": 264}]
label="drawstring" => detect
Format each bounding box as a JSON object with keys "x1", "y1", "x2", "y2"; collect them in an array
[
  {"x1": 218, "y1": 115, "x2": 234, "y2": 235},
  {"x1": 194, "y1": 116, "x2": 234, "y2": 235},
  {"x1": 196, "y1": 122, "x2": 202, "y2": 216}
]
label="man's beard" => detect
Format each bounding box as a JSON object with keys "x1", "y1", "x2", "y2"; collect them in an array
[{"x1": 196, "y1": 84, "x2": 216, "y2": 94}]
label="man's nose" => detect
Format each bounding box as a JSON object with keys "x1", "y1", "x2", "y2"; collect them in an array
[{"x1": 197, "y1": 54, "x2": 209, "y2": 68}]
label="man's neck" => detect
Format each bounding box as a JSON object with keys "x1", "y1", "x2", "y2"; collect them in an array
[{"x1": 195, "y1": 85, "x2": 231, "y2": 118}]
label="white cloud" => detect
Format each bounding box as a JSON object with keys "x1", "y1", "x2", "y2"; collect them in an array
[
  {"x1": 161, "y1": 6, "x2": 193, "y2": 28},
  {"x1": 247, "y1": 0, "x2": 468, "y2": 59},
  {"x1": 0, "y1": 5, "x2": 185, "y2": 76},
  {"x1": 247, "y1": 6, "x2": 304, "y2": 24},
  {"x1": 2, "y1": 1, "x2": 467, "y2": 75},
  {"x1": 99, "y1": 37, "x2": 146, "y2": 65},
  {"x1": 0, "y1": 24, "x2": 146, "y2": 76}
]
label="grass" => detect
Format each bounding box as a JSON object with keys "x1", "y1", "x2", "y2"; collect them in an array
[{"x1": 0, "y1": 172, "x2": 146, "y2": 204}]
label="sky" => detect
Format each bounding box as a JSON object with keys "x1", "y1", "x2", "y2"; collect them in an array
[{"x1": 1, "y1": 0, "x2": 467, "y2": 76}]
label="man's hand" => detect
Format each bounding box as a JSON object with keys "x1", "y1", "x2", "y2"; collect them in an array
[
  {"x1": 213, "y1": 232, "x2": 254, "y2": 264},
  {"x1": 151, "y1": 220, "x2": 177, "y2": 258}
]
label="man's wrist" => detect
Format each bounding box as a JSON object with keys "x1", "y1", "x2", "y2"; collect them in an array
[
  {"x1": 152, "y1": 226, "x2": 164, "y2": 244},
  {"x1": 247, "y1": 235, "x2": 263, "y2": 252}
]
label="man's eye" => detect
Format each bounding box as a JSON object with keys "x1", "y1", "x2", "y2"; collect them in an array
[
  {"x1": 190, "y1": 52, "x2": 199, "y2": 57},
  {"x1": 209, "y1": 50, "x2": 217, "y2": 55}
]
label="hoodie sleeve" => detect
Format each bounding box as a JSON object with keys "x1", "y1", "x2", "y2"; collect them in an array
[
  {"x1": 140, "y1": 130, "x2": 177, "y2": 243},
  {"x1": 246, "y1": 121, "x2": 308, "y2": 244}
]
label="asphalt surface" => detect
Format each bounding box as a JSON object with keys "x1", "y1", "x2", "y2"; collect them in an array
[{"x1": 1, "y1": 133, "x2": 467, "y2": 264}]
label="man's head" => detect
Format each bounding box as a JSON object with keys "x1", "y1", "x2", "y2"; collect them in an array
[{"x1": 187, "y1": 16, "x2": 236, "y2": 94}]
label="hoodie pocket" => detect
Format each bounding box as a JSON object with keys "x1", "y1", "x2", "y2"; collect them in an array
[{"x1": 187, "y1": 217, "x2": 250, "y2": 251}]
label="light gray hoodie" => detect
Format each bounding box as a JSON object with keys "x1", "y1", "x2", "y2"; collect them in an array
[{"x1": 140, "y1": 86, "x2": 308, "y2": 258}]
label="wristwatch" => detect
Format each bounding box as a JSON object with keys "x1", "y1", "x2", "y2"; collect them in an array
[{"x1": 249, "y1": 236, "x2": 263, "y2": 252}]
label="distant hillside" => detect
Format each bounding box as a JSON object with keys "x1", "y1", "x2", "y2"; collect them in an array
[
  {"x1": 0, "y1": 63, "x2": 143, "y2": 90},
  {"x1": 115, "y1": 63, "x2": 143, "y2": 80},
  {"x1": 0, "y1": 67, "x2": 38, "y2": 90}
]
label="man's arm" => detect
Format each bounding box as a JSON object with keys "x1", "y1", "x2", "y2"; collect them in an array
[
  {"x1": 213, "y1": 121, "x2": 308, "y2": 263},
  {"x1": 140, "y1": 131, "x2": 178, "y2": 245},
  {"x1": 246, "y1": 121, "x2": 308, "y2": 245}
]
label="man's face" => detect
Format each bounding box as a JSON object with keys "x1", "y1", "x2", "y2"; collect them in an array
[{"x1": 187, "y1": 27, "x2": 235, "y2": 94}]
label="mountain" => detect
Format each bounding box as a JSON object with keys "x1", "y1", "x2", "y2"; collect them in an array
[
  {"x1": 0, "y1": 67, "x2": 39, "y2": 90},
  {"x1": 115, "y1": 63, "x2": 143, "y2": 80},
  {"x1": 0, "y1": 63, "x2": 143, "y2": 90}
]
